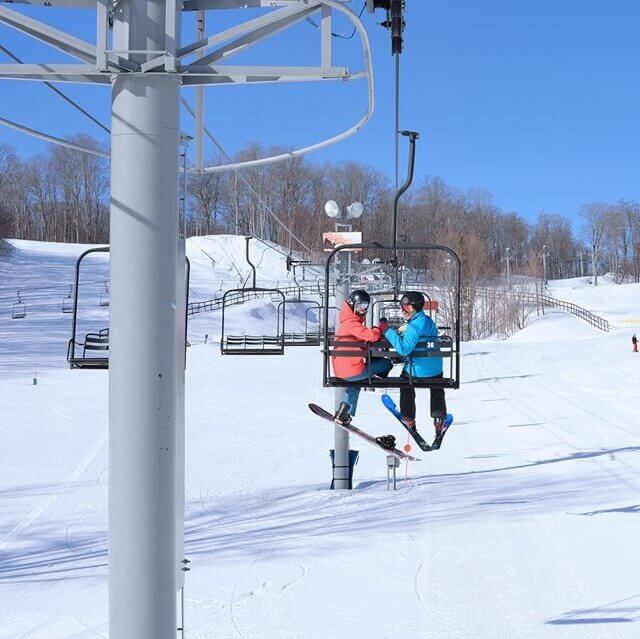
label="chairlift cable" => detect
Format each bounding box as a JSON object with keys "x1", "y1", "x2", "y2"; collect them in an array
[
  {"x1": 394, "y1": 51, "x2": 400, "y2": 192},
  {"x1": 0, "y1": 44, "x2": 110, "y2": 135},
  {"x1": 180, "y1": 98, "x2": 319, "y2": 259}
]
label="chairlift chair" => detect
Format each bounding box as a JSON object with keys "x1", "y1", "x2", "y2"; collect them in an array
[
  {"x1": 11, "y1": 291, "x2": 26, "y2": 320},
  {"x1": 322, "y1": 242, "x2": 461, "y2": 390},
  {"x1": 279, "y1": 299, "x2": 321, "y2": 346},
  {"x1": 220, "y1": 237, "x2": 286, "y2": 355},
  {"x1": 62, "y1": 287, "x2": 73, "y2": 314},
  {"x1": 99, "y1": 282, "x2": 109, "y2": 307},
  {"x1": 67, "y1": 247, "x2": 190, "y2": 369}
]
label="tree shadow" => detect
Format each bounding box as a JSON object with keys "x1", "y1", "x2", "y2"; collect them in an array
[
  {"x1": 577, "y1": 504, "x2": 640, "y2": 516},
  {"x1": 547, "y1": 595, "x2": 640, "y2": 626}
]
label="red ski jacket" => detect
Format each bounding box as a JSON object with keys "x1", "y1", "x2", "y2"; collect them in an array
[{"x1": 332, "y1": 301, "x2": 381, "y2": 378}]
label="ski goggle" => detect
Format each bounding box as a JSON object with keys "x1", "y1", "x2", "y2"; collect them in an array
[
  {"x1": 353, "y1": 300, "x2": 369, "y2": 312},
  {"x1": 400, "y1": 302, "x2": 413, "y2": 313}
]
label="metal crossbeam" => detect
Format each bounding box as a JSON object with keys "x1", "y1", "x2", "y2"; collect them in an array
[
  {"x1": 0, "y1": 0, "x2": 95, "y2": 6},
  {"x1": 183, "y1": 0, "x2": 346, "y2": 11},
  {"x1": 0, "y1": 6, "x2": 96, "y2": 63},
  {"x1": 182, "y1": 64, "x2": 347, "y2": 78},
  {"x1": 179, "y1": 2, "x2": 320, "y2": 61},
  {"x1": 0, "y1": 63, "x2": 110, "y2": 83},
  {"x1": 194, "y1": 4, "x2": 320, "y2": 66}
]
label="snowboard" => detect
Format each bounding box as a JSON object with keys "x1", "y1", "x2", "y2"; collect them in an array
[
  {"x1": 381, "y1": 394, "x2": 453, "y2": 451},
  {"x1": 308, "y1": 403, "x2": 420, "y2": 462}
]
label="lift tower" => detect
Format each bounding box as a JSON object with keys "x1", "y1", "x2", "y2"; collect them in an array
[{"x1": 0, "y1": 1, "x2": 372, "y2": 636}]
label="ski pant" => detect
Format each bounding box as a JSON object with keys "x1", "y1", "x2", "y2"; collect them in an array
[
  {"x1": 341, "y1": 357, "x2": 393, "y2": 416},
  {"x1": 399, "y1": 372, "x2": 447, "y2": 422}
]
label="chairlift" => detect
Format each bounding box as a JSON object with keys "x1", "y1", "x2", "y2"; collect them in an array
[
  {"x1": 279, "y1": 299, "x2": 322, "y2": 346},
  {"x1": 323, "y1": 244, "x2": 461, "y2": 390},
  {"x1": 62, "y1": 287, "x2": 73, "y2": 314},
  {"x1": 11, "y1": 291, "x2": 26, "y2": 320},
  {"x1": 322, "y1": 131, "x2": 462, "y2": 391},
  {"x1": 220, "y1": 237, "x2": 286, "y2": 355},
  {"x1": 99, "y1": 282, "x2": 110, "y2": 307},
  {"x1": 67, "y1": 247, "x2": 191, "y2": 369}
]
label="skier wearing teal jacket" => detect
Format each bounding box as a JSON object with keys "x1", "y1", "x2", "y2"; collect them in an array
[{"x1": 382, "y1": 291, "x2": 447, "y2": 439}]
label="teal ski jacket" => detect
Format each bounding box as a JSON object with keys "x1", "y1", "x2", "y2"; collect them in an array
[{"x1": 383, "y1": 310, "x2": 443, "y2": 378}]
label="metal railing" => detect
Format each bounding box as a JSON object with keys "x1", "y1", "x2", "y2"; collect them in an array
[
  {"x1": 477, "y1": 287, "x2": 610, "y2": 332},
  {"x1": 187, "y1": 282, "x2": 334, "y2": 316}
]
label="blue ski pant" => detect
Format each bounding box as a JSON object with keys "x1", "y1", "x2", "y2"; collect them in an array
[{"x1": 341, "y1": 357, "x2": 393, "y2": 416}]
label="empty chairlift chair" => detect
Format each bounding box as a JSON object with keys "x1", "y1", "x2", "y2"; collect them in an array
[
  {"x1": 62, "y1": 287, "x2": 73, "y2": 314},
  {"x1": 67, "y1": 247, "x2": 190, "y2": 369},
  {"x1": 279, "y1": 299, "x2": 321, "y2": 346},
  {"x1": 11, "y1": 291, "x2": 27, "y2": 320},
  {"x1": 99, "y1": 282, "x2": 109, "y2": 307},
  {"x1": 220, "y1": 237, "x2": 286, "y2": 355}
]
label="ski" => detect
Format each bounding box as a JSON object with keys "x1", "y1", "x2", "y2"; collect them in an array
[
  {"x1": 308, "y1": 403, "x2": 420, "y2": 462},
  {"x1": 380, "y1": 394, "x2": 432, "y2": 451},
  {"x1": 431, "y1": 414, "x2": 454, "y2": 450},
  {"x1": 381, "y1": 394, "x2": 454, "y2": 452}
]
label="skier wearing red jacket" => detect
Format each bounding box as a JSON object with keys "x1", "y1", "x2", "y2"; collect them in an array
[{"x1": 332, "y1": 290, "x2": 392, "y2": 419}]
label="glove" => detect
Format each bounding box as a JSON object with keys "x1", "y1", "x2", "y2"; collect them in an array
[{"x1": 377, "y1": 318, "x2": 389, "y2": 334}]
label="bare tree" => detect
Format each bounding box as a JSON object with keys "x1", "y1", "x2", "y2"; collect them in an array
[{"x1": 580, "y1": 203, "x2": 609, "y2": 285}]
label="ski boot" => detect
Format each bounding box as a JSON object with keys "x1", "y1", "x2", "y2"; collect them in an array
[
  {"x1": 401, "y1": 416, "x2": 417, "y2": 432},
  {"x1": 334, "y1": 402, "x2": 352, "y2": 426},
  {"x1": 431, "y1": 415, "x2": 448, "y2": 450},
  {"x1": 375, "y1": 434, "x2": 397, "y2": 451}
]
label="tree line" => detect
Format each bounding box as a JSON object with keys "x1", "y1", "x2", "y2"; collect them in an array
[{"x1": 2, "y1": 137, "x2": 640, "y2": 287}]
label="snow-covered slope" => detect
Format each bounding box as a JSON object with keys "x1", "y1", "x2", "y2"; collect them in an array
[
  {"x1": 549, "y1": 275, "x2": 640, "y2": 329},
  {"x1": 1, "y1": 243, "x2": 640, "y2": 638},
  {"x1": 0, "y1": 236, "x2": 312, "y2": 376}
]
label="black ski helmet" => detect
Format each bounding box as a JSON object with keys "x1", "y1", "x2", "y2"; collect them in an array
[
  {"x1": 348, "y1": 289, "x2": 371, "y2": 313},
  {"x1": 400, "y1": 291, "x2": 425, "y2": 311}
]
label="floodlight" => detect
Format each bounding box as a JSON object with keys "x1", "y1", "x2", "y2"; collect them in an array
[
  {"x1": 346, "y1": 201, "x2": 364, "y2": 219},
  {"x1": 324, "y1": 200, "x2": 341, "y2": 218}
]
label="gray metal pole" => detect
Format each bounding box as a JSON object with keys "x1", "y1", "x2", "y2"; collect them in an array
[
  {"x1": 110, "y1": 0, "x2": 181, "y2": 636},
  {"x1": 176, "y1": 142, "x2": 188, "y2": 599},
  {"x1": 542, "y1": 245, "x2": 548, "y2": 286},
  {"x1": 195, "y1": 11, "x2": 205, "y2": 174},
  {"x1": 333, "y1": 244, "x2": 350, "y2": 490}
]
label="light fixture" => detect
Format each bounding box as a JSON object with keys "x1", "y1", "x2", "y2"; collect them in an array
[
  {"x1": 346, "y1": 201, "x2": 364, "y2": 219},
  {"x1": 324, "y1": 200, "x2": 341, "y2": 218}
]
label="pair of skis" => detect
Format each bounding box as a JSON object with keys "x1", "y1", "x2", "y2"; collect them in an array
[
  {"x1": 381, "y1": 394, "x2": 453, "y2": 452},
  {"x1": 308, "y1": 394, "x2": 453, "y2": 460}
]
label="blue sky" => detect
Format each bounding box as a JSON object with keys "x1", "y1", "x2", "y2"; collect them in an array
[{"x1": 1, "y1": 0, "x2": 639, "y2": 224}]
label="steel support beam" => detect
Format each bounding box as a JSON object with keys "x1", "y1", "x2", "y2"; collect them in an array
[
  {"x1": 193, "y1": 4, "x2": 320, "y2": 66},
  {"x1": 0, "y1": 5, "x2": 96, "y2": 63},
  {"x1": 179, "y1": 1, "x2": 320, "y2": 60},
  {"x1": 194, "y1": 10, "x2": 205, "y2": 174}
]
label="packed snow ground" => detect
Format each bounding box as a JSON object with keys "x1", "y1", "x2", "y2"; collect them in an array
[{"x1": 1, "y1": 239, "x2": 639, "y2": 638}]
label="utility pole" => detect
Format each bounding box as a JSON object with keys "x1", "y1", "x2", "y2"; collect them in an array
[{"x1": 541, "y1": 245, "x2": 548, "y2": 287}]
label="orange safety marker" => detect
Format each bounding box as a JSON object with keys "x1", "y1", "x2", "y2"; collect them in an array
[{"x1": 404, "y1": 436, "x2": 412, "y2": 479}]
